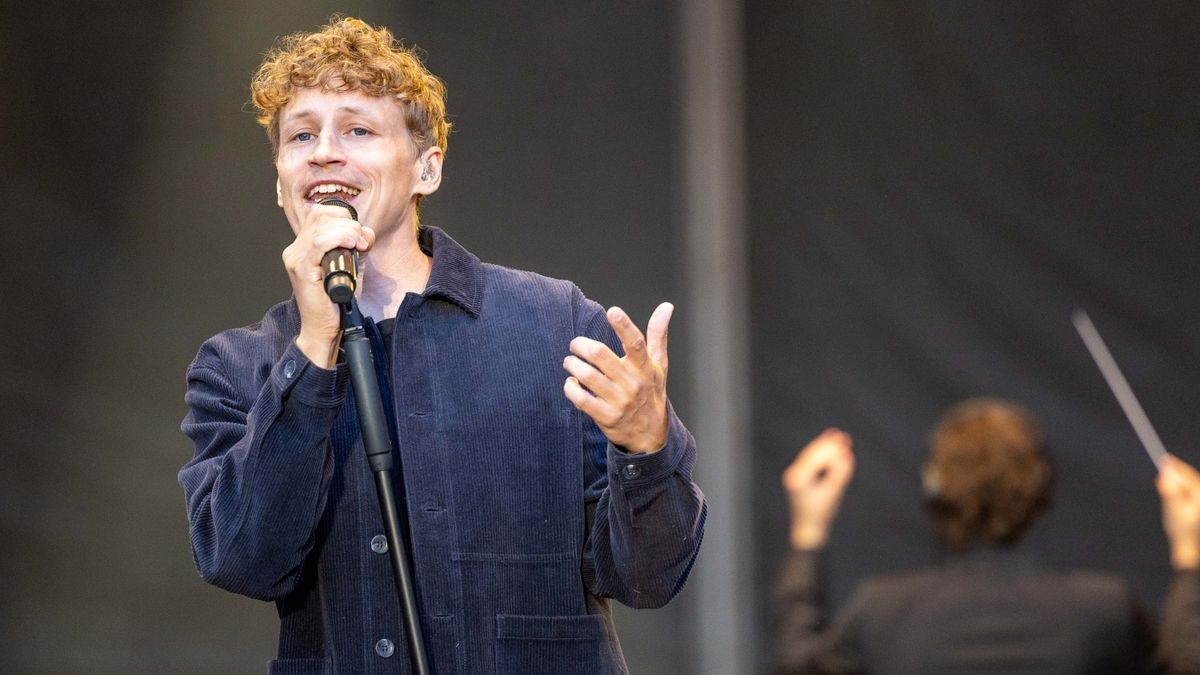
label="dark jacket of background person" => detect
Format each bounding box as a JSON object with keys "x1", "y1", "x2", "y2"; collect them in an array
[
  {"x1": 775, "y1": 402, "x2": 1200, "y2": 675},
  {"x1": 180, "y1": 227, "x2": 706, "y2": 674},
  {"x1": 774, "y1": 546, "x2": 1200, "y2": 674}
]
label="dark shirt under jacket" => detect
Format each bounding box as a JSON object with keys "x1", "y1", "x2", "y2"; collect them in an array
[
  {"x1": 180, "y1": 226, "x2": 706, "y2": 675},
  {"x1": 775, "y1": 547, "x2": 1200, "y2": 675}
]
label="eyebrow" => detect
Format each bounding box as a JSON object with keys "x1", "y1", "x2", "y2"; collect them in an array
[{"x1": 281, "y1": 106, "x2": 375, "y2": 124}]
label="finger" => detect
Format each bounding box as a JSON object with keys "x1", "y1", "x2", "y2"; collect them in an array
[
  {"x1": 782, "y1": 461, "x2": 810, "y2": 491},
  {"x1": 825, "y1": 449, "x2": 856, "y2": 486},
  {"x1": 312, "y1": 202, "x2": 357, "y2": 220},
  {"x1": 1159, "y1": 470, "x2": 1180, "y2": 498},
  {"x1": 563, "y1": 355, "x2": 622, "y2": 401},
  {"x1": 810, "y1": 446, "x2": 853, "y2": 483},
  {"x1": 564, "y1": 376, "x2": 619, "y2": 425},
  {"x1": 814, "y1": 427, "x2": 851, "y2": 448},
  {"x1": 788, "y1": 441, "x2": 842, "y2": 484},
  {"x1": 1158, "y1": 465, "x2": 1196, "y2": 502},
  {"x1": 786, "y1": 435, "x2": 829, "y2": 480},
  {"x1": 359, "y1": 225, "x2": 376, "y2": 251},
  {"x1": 801, "y1": 431, "x2": 854, "y2": 483},
  {"x1": 606, "y1": 307, "x2": 649, "y2": 367},
  {"x1": 311, "y1": 226, "x2": 365, "y2": 257},
  {"x1": 283, "y1": 236, "x2": 349, "y2": 281},
  {"x1": 646, "y1": 302, "x2": 674, "y2": 369},
  {"x1": 798, "y1": 429, "x2": 851, "y2": 468},
  {"x1": 785, "y1": 447, "x2": 853, "y2": 492},
  {"x1": 1166, "y1": 454, "x2": 1200, "y2": 484},
  {"x1": 570, "y1": 336, "x2": 627, "y2": 381},
  {"x1": 299, "y1": 203, "x2": 357, "y2": 233}
]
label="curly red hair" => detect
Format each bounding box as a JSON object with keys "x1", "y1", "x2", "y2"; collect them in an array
[{"x1": 250, "y1": 16, "x2": 450, "y2": 157}]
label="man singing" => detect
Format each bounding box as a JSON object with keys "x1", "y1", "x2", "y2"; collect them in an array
[{"x1": 179, "y1": 16, "x2": 705, "y2": 674}]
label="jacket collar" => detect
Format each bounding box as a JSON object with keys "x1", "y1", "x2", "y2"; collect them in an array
[{"x1": 417, "y1": 225, "x2": 483, "y2": 318}]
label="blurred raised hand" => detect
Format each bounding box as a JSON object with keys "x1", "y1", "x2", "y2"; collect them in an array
[{"x1": 782, "y1": 429, "x2": 856, "y2": 550}]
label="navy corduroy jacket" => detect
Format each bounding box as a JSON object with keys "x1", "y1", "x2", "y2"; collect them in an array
[{"x1": 180, "y1": 226, "x2": 706, "y2": 674}]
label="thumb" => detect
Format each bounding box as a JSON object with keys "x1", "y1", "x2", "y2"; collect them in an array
[{"x1": 646, "y1": 302, "x2": 674, "y2": 370}]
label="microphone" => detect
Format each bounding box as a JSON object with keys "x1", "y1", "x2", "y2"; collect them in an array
[{"x1": 318, "y1": 198, "x2": 359, "y2": 304}]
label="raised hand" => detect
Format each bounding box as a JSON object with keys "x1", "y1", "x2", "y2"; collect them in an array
[
  {"x1": 782, "y1": 429, "x2": 856, "y2": 550},
  {"x1": 1159, "y1": 454, "x2": 1200, "y2": 570},
  {"x1": 563, "y1": 302, "x2": 673, "y2": 454}
]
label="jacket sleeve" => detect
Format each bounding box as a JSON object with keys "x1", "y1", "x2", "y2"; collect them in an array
[
  {"x1": 1159, "y1": 570, "x2": 1200, "y2": 675},
  {"x1": 773, "y1": 549, "x2": 864, "y2": 675},
  {"x1": 178, "y1": 337, "x2": 347, "y2": 601},
  {"x1": 574, "y1": 292, "x2": 707, "y2": 609}
]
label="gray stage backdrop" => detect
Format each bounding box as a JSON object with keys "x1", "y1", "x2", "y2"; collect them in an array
[
  {"x1": 1, "y1": 1, "x2": 690, "y2": 672},
  {"x1": 747, "y1": 1, "x2": 1200, "y2": 671},
  {"x1": 2, "y1": 1, "x2": 1198, "y2": 674}
]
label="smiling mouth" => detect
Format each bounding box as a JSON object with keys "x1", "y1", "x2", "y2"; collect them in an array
[{"x1": 306, "y1": 183, "x2": 361, "y2": 201}]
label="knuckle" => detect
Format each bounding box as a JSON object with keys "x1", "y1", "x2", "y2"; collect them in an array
[
  {"x1": 575, "y1": 369, "x2": 595, "y2": 388},
  {"x1": 612, "y1": 388, "x2": 632, "y2": 409}
]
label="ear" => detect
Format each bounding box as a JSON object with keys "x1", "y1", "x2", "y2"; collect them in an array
[
  {"x1": 921, "y1": 464, "x2": 941, "y2": 501},
  {"x1": 276, "y1": 178, "x2": 283, "y2": 208},
  {"x1": 414, "y1": 147, "x2": 444, "y2": 197}
]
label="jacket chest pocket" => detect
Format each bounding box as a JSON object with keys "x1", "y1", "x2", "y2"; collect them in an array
[{"x1": 445, "y1": 407, "x2": 582, "y2": 554}]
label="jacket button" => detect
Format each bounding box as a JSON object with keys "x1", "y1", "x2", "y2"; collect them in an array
[
  {"x1": 375, "y1": 638, "x2": 394, "y2": 658},
  {"x1": 370, "y1": 535, "x2": 388, "y2": 554},
  {"x1": 283, "y1": 359, "x2": 297, "y2": 379},
  {"x1": 622, "y1": 464, "x2": 642, "y2": 480}
]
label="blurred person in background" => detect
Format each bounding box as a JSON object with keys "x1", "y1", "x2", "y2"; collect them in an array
[{"x1": 776, "y1": 398, "x2": 1200, "y2": 674}]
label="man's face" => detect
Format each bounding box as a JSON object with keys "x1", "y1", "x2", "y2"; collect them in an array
[{"x1": 274, "y1": 86, "x2": 432, "y2": 237}]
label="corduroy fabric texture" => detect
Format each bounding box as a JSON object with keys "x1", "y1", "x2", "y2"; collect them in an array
[{"x1": 180, "y1": 226, "x2": 706, "y2": 674}]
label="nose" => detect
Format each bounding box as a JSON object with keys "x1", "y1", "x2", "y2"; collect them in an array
[{"x1": 309, "y1": 131, "x2": 345, "y2": 166}]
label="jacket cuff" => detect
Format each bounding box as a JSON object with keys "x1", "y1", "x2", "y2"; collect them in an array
[
  {"x1": 273, "y1": 341, "x2": 349, "y2": 408},
  {"x1": 780, "y1": 549, "x2": 825, "y2": 591},
  {"x1": 608, "y1": 400, "x2": 694, "y2": 486}
]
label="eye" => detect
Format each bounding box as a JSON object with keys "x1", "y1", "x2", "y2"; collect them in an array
[
  {"x1": 349, "y1": 127, "x2": 371, "y2": 137},
  {"x1": 292, "y1": 131, "x2": 314, "y2": 142}
]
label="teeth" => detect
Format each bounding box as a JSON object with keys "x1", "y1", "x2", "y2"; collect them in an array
[{"x1": 307, "y1": 184, "x2": 361, "y2": 199}]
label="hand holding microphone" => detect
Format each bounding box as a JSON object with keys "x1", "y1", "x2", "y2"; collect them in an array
[{"x1": 283, "y1": 197, "x2": 374, "y2": 368}]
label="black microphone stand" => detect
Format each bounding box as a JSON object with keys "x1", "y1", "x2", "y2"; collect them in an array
[{"x1": 321, "y1": 199, "x2": 430, "y2": 674}]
